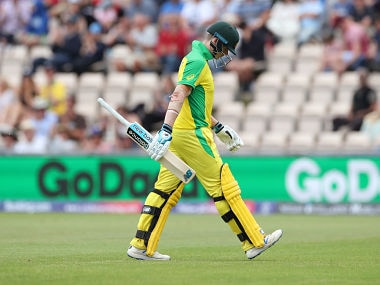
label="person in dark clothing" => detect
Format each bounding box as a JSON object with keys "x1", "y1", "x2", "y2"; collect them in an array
[
  {"x1": 31, "y1": 15, "x2": 82, "y2": 73},
  {"x1": 72, "y1": 21, "x2": 106, "y2": 74},
  {"x1": 225, "y1": 20, "x2": 267, "y2": 93},
  {"x1": 333, "y1": 69, "x2": 377, "y2": 131}
]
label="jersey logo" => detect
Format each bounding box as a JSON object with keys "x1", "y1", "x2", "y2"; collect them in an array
[{"x1": 186, "y1": 74, "x2": 195, "y2": 80}]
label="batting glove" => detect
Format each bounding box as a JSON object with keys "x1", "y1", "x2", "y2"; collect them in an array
[
  {"x1": 148, "y1": 123, "x2": 172, "y2": 161},
  {"x1": 213, "y1": 121, "x2": 244, "y2": 151}
]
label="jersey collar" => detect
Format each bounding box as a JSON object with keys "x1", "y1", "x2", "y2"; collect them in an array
[{"x1": 192, "y1": 40, "x2": 213, "y2": 61}]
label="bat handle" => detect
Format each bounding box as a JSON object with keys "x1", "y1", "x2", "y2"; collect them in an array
[{"x1": 97, "y1": 98, "x2": 131, "y2": 128}]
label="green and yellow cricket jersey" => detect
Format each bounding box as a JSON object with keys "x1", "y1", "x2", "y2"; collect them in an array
[
  {"x1": 174, "y1": 40, "x2": 215, "y2": 130},
  {"x1": 155, "y1": 40, "x2": 224, "y2": 196}
]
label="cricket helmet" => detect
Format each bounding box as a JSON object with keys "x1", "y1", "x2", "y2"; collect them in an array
[{"x1": 207, "y1": 21, "x2": 239, "y2": 55}]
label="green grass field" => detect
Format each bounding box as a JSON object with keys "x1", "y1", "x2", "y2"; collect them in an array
[{"x1": 1, "y1": 213, "x2": 379, "y2": 285}]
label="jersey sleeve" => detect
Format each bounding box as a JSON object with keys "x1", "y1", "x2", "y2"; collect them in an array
[{"x1": 177, "y1": 58, "x2": 206, "y2": 88}]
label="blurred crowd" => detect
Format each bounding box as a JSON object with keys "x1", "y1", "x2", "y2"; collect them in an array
[{"x1": 0, "y1": 0, "x2": 380, "y2": 154}]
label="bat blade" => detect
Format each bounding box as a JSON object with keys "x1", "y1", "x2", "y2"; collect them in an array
[{"x1": 97, "y1": 98, "x2": 196, "y2": 183}]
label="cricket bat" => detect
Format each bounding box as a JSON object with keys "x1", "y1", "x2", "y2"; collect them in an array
[{"x1": 97, "y1": 98, "x2": 196, "y2": 184}]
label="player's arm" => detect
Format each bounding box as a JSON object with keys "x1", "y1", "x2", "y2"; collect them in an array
[
  {"x1": 148, "y1": 84, "x2": 192, "y2": 161},
  {"x1": 163, "y1": 84, "x2": 192, "y2": 127},
  {"x1": 211, "y1": 115, "x2": 244, "y2": 151}
]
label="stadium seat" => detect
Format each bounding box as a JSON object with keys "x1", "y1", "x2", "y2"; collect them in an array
[
  {"x1": 287, "y1": 132, "x2": 316, "y2": 153},
  {"x1": 102, "y1": 88, "x2": 128, "y2": 109},
  {"x1": 214, "y1": 71, "x2": 239, "y2": 94},
  {"x1": 243, "y1": 115, "x2": 268, "y2": 134},
  {"x1": 273, "y1": 102, "x2": 301, "y2": 117},
  {"x1": 267, "y1": 57, "x2": 293, "y2": 74},
  {"x1": 297, "y1": 116, "x2": 325, "y2": 134},
  {"x1": 132, "y1": 72, "x2": 159, "y2": 91},
  {"x1": 311, "y1": 72, "x2": 339, "y2": 90},
  {"x1": 328, "y1": 102, "x2": 350, "y2": 117},
  {"x1": 127, "y1": 88, "x2": 155, "y2": 112},
  {"x1": 214, "y1": 89, "x2": 236, "y2": 108},
  {"x1": 258, "y1": 132, "x2": 288, "y2": 154},
  {"x1": 268, "y1": 115, "x2": 296, "y2": 134},
  {"x1": 308, "y1": 88, "x2": 336, "y2": 103},
  {"x1": 78, "y1": 72, "x2": 106, "y2": 97},
  {"x1": 106, "y1": 44, "x2": 134, "y2": 71},
  {"x1": 105, "y1": 72, "x2": 132, "y2": 92},
  {"x1": 54, "y1": 72, "x2": 78, "y2": 95},
  {"x1": 293, "y1": 57, "x2": 320, "y2": 75},
  {"x1": 281, "y1": 73, "x2": 312, "y2": 103},
  {"x1": 335, "y1": 87, "x2": 354, "y2": 103},
  {"x1": 270, "y1": 41, "x2": 297, "y2": 59},
  {"x1": 298, "y1": 43, "x2": 324, "y2": 59},
  {"x1": 300, "y1": 102, "x2": 328, "y2": 117},
  {"x1": 76, "y1": 89, "x2": 101, "y2": 121},
  {"x1": 239, "y1": 130, "x2": 261, "y2": 148},
  {"x1": 246, "y1": 102, "x2": 272, "y2": 117},
  {"x1": 29, "y1": 45, "x2": 52, "y2": 60},
  {"x1": 315, "y1": 132, "x2": 344, "y2": 152},
  {"x1": 254, "y1": 71, "x2": 285, "y2": 99},
  {"x1": 343, "y1": 132, "x2": 373, "y2": 154}
]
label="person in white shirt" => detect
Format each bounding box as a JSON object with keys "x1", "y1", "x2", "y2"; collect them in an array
[{"x1": 13, "y1": 119, "x2": 48, "y2": 154}]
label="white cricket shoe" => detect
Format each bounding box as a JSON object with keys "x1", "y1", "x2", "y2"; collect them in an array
[
  {"x1": 127, "y1": 246, "x2": 171, "y2": 261},
  {"x1": 246, "y1": 229, "x2": 283, "y2": 259}
]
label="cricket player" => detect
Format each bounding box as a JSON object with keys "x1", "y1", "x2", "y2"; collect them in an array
[{"x1": 127, "y1": 21, "x2": 283, "y2": 260}]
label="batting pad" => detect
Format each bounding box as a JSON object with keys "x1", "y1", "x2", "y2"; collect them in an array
[
  {"x1": 146, "y1": 183, "x2": 184, "y2": 256},
  {"x1": 221, "y1": 164, "x2": 265, "y2": 248}
]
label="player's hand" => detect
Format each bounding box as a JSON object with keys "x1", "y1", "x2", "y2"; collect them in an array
[
  {"x1": 213, "y1": 121, "x2": 244, "y2": 151},
  {"x1": 148, "y1": 123, "x2": 172, "y2": 161}
]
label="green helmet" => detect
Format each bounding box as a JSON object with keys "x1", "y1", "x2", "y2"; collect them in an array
[{"x1": 206, "y1": 21, "x2": 239, "y2": 55}]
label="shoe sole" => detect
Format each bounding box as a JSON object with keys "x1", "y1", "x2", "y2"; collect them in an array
[{"x1": 247, "y1": 231, "x2": 283, "y2": 260}]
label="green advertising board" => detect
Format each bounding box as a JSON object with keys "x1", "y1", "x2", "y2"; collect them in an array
[{"x1": 1, "y1": 155, "x2": 380, "y2": 203}]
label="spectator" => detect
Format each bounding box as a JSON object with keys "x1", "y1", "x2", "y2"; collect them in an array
[
  {"x1": 49, "y1": 0, "x2": 87, "y2": 32},
  {"x1": 159, "y1": 0, "x2": 184, "y2": 21},
  {"x1": 296, "y1": 0, "x2": 325, "y2": 47},
  {"x1": 117, "y1": 13, "x2": 159, "y2": 73},
  {"x1": 29, "y1": 96, "x2": 58, "y2": 139},
  {"x1": 369, "y1": 16, "x2": 380, "y2": 71},
  {"x1": 360, "y1": 103, "x2": 380, "y2": 145},
  {"x1": 124, "y1": 0, "x2": 159, "y2": 23},
  {"x1": 13, "y1": 118, "x2": 49, "y2": 154},
  {"x1": 223, "y1": 0, "x2": 274, "y2": 69},
  {"x1": 319, "y1": 30, "x2": 346, "y2": 76},
  {"x1": 49, "y1": 123, "x2": 79, "y2": 153},
  {"x1": 267, "y1": 0, "x2": 300, "y2": 42},
  {"x1": 333, "y1": 68, "x2": 377, "y2": 131},
  {"x1": 328, "y1": 0, "x2": 352, "y2": 27},
  {"x1": 93, "y1": 0, "x2": 119, "y2": 32},
  {"x1": 31, "y1": 15, "x2": 82, "y2": 73},
  {"x1": 17, "y1": 68, "x2": 39, "y2": 113},
  {"x1": 156, "y1": 14, "x2": 190, "y2": 74},
  {"x1": 0, "y1": 78, "x2": 17, "y2": 112},
  {"x1": 72, "y1": 21, "x2": 107, "y2": 74},
  {"x1": 39, "y1": 62, "x2": 67, "y2": 116},
  {"x1": 0, "y1": 78, "x2": 22, "y2": 128},
  {"x1": 0, "y1": 0, "x2": 33, "y2": 45},
  {"x1": 80, "y1": 124, "x2": 113, "y2": 154},
  {"x1": 102, "y1": 15, "x2": 131, "y2": 47},
  {"x1": 0, "y1": 124, "x2": 18, "y2": 153},
  {"x1": 227, "y1": 0, "x2": 272, "y2": 31},
  {"x1": 57, "y1": 95, "x2": 87, "y2": 144},
  {"x1": 16, "y1": 0, "x2": 50, "y2": 48},
  {"x1": 225, "y1": 20, "x2": 267, "y2": 93},
  {"x1": 336, "y1": 15, "x2": 371, "y2": 72},
  {"x1": 347, "y1": 0, "x2": 374, "y2": 28},
  {"x1": 181, "y1": 0, "x2": 217, "y2": 39}
]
